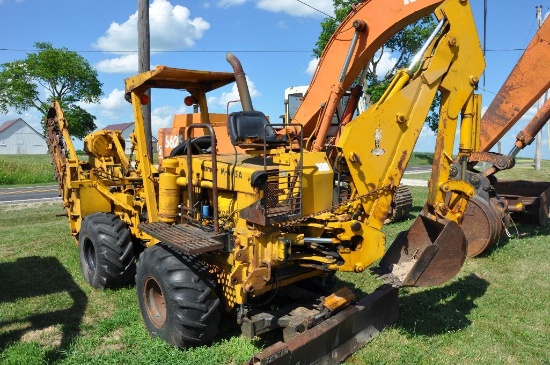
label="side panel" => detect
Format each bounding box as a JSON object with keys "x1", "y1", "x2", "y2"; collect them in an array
[
  {"x1": 301, "y1": 152, "x2": 334, "y2": 215},
  {"x1": 78, "y1": 187, "x2": 112, "y2": 217}
]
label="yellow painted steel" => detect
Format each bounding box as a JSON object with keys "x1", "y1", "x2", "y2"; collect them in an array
[
  {"x1": 129, "y1": 92, "x2": 159, "y2": 223},
  {"x1": 427, "y1": 0, "x2": 484, "y2": 219},
  {"x1": 158, "y1": 159, "x2": 180, "y2": 223},
  {"x1": 376, "y1": 69, "x2": 411, "y2": 105},
  {"x1": 338, "y1": 0, "x2": 483, "y2": 233}
]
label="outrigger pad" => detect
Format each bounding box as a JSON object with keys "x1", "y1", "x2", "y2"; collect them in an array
[{"x1": 377, "y1": 215, "x2": 467, "y2": 287}]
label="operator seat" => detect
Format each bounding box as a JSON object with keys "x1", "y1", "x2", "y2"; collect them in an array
[
  {"x1": 228, "y1": 110, "x2": 286, "y2": 148},
  {"x1": 169, "y1": 135, "x2": 212, "y2": 157}
]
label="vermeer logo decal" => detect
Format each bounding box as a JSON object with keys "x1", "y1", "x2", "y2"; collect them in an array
[{"x1": 371, "y1": 129, "x2": 385, "y2": 156}]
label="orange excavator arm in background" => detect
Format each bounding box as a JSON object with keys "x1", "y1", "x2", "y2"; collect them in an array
[
  {"x1": 479, "y1": 19, "x2": 550, "y2": 152},
  {"x1": 290, "y1": 0, "x2": 444, "y2": 150},
  {"x1": 468, "y1": 19, "x2": 550, "y2": 230}
]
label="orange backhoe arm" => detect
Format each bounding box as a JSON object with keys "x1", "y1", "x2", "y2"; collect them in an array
[
  {"x1": 290, "y1": 0, "x2": 444, "y2": 148},
  {"x1": 479, "y1": 19, "x2": 550, "y2": 152}
]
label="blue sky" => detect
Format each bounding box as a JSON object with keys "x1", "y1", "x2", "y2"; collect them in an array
[{"x1": 0, "y1": 0, "x2": 549, "y2": 159}]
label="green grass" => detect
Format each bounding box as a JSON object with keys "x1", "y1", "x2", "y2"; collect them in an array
[
  {"x1": 404, "y1": 159, "x2": 550, "y2": 181},
  {"x1": 496, "y1": 159, "x2": 550, "y2": 181},
  {"x1": 0, "y1": 189, "x2": 548, "y2": 364},
  {"x1": 408, "y1": 152, "x2": 434, "y2": 166},
  {"x1": 0, "y1": 153, "x2": 159, "y2": 186},
  {"x1": 0, "y1": 155, "x2": 56, "y2": 185}
]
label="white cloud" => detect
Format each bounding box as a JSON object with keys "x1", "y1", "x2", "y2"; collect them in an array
[
  {"x1": 207, "y1": 77, "x2": 260, "y2": 111},
  {"x1": 217, "y1": 0, "x2": 245, "y2": 7},
  {"x1": 256, "y1": 0, "x2": 333, "y2": 18},
  {"x1": 95, "y1": 54, "x2": 138, "y2": 74},
  {"x1": 152, "y1": 104, "x2": 185, "y2": 135},
  {"x1": 481, "y1": 105, "x2": 488, "y2": 117},
  {"x1": 79, "y1": 88, "x2": 128, "y2": 125},
  {"x1": 305, "y1": 58, "x2": 318, "y2": 76},
  {"x1": 0, "y1": 0, "x2": 25, "y2": 4},
  {"x1": 95, "y1": 0, "x2": 209, "y2": 73},
  {"x1": 213, "y1": 0, "x2": 333, "y2": 17},
  {"x1": 277, "y1": 20, "x2": 289, "y2": 29},
  {"x1": 372, "y1": 51, "x2": 398, "y2": 79}
]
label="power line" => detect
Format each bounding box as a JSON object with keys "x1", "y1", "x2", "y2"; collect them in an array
[
  {"x1": 485, "y1": 48, "x2": 527, "y2": 52},
  {"x1": 0, "y1": 48, "x2": 311, "y2": 53},
  {"x1": 295, "y1": 0, "x2": 335, "y2": 19},
  {"x1": 0, "y1": 47, "x2": 526, "y2": 54}
]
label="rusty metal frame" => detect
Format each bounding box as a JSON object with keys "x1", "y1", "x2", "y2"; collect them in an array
[{"x1": 246, "y1": 285, "x2": 398, "y2": 365}]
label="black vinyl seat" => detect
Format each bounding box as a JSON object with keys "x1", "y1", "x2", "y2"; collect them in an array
[{"x1": 228, "y1": 111, "x2": 286, "y2": 148}]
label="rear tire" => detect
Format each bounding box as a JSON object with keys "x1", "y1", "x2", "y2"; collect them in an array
[
  {"x1": 136, "y1": 244, "x2": 221, "y2": 348},
  {"x1": 78, "y1": 212, "x2": 136, "y2": 289}
]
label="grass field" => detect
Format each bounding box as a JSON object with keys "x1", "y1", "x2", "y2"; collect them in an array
[
  {"x1": 0, "y1": 187, "x2": 548, "y2": 364},
  {"x1": 0, "y1": 152, "x2": 149, "y2": 186},
  {"x1": 0, "y1": 155, "x2": 57, "y2": 185},
  {"x1": 404, "y1": 159, "x2": 550, "y2": 182}
]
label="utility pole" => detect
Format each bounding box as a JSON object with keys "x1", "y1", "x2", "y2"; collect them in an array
[
  {"x1": 535, "y1": 5, "x2": 543, "y2": 171},
  {"x1": 138, "y1": 0, "x2": 153, "y2": 162}
]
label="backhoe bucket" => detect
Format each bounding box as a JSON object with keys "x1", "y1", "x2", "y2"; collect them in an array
[{"x1": 377, "y1": 214, "x2": 467, "y2": 287}]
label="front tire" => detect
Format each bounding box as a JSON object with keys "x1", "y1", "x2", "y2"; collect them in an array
[
  {"x1": 78, "y1": 212, "x2": 136, "y2": 289},
  {"x1": 136, "y1": 244, "x2": 221, "y2": 348}
]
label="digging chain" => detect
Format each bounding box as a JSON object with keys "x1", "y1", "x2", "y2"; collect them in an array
[
  {"x1": 280, "y1": 183, "x2": 396, "y2": 227},
  {"x1": 45, "y1": 116, "x2": 68, "y2": 194}
]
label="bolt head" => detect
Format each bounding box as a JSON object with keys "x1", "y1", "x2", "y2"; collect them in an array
[{"x1": 396, "y1": 113, "x2": 407, "y2": 123}]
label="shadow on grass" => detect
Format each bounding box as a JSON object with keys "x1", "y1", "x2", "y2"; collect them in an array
[
  {"x1": 396, "y1": 274, "x2": 489, "y2": 336},
  {"x1": 0, "y1": 256, "x2": 87, "y2": 362}
]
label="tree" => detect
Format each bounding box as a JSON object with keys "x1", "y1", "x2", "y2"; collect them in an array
[
  {"x1": 314, "y1": 2, "x2": 440, "y2": 131},
  {"x1": 0, "y1": 42, "x2": 103, "y2": 139}
]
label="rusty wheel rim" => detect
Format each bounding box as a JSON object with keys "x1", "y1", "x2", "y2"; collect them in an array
[{"x1": 143, "y1": 276, "x2": 167, "y2": 328}]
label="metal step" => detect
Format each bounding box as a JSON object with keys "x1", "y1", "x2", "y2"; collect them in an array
[{"x1": 139, "y1": 222, "x2": 224, "y2": 254}]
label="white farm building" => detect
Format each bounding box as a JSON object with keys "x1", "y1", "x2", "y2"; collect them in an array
[{"x1": 0, "y1": 118, "x2": 48, "y2": 154}]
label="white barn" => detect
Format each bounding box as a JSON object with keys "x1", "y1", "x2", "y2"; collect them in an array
[{"x1": 0, "y1": 118, "x2": 48, "y2": 154}]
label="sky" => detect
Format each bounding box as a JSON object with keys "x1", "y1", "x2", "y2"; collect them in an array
[{"x1": 0, "y1": 0, "x2": 549, "y2": 159}]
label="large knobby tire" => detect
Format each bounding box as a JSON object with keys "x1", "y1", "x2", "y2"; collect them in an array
[
  {"x1": 136, "y1": 244, "x2": 221, "y2": 348},
  {"x1": 78, "y1": 212, "x2": 136, "y2": 289}
]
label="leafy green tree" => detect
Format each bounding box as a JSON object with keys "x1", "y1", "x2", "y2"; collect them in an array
[
  {"x1": 0, "y1": 42, "x2": 103, "y2": 139},
  {"x1": 314, "y1": 2, "x2": 440, "y2": 131}
]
